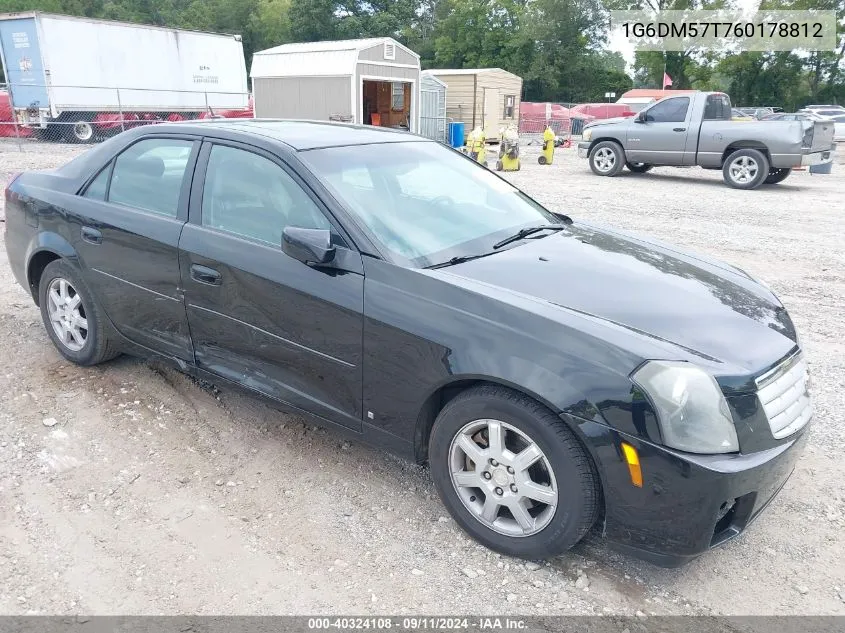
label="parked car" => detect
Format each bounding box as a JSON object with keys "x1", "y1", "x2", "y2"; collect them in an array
[
  {"x1": 762, "y1": 113, "x2": 810, "y2": 121},
  {"x1": 730, "y1": 108, "x2": 754, "y2": 121},
  {"x1": 578, "y1": 91, "x2": 835, "y2": 189},
  {"x1": 832, "y1": 113, "x2": 845, "y2": 142},
  {"x1": 798, "y1": 106, "x2": 845, "y2": 120},
  {"x1": 5, "y1": 121, "x2": 811, "y2": 567},
  {"x1": 736, "y1": 107, "x2": 775, "y2": 120}
]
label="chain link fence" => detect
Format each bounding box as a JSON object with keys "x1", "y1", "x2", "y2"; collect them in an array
[
  {"x1": 518, "y1": 116, "x2": 586, "y2": 147},
  {"x1": 0, "y1": 83, "x2": 251, "y2": 150}
]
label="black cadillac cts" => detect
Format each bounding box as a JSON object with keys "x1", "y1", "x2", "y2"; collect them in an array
[{"x1": 4, "y1": 121, "x2": 811, "y2": 566}]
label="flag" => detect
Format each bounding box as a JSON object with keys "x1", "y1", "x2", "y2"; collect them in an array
[{"x1": 663, "y1": 72, "x2": 673, "y2": 88}]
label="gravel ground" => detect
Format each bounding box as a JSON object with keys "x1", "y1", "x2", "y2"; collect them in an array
[{"x1": 0, "y1": 138, "x2": 843, "y2": 616}]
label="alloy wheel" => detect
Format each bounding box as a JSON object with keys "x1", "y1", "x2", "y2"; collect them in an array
[
  {"x1": 448, "y1": 418, "x2": 558, "y2": 537},
  {"x1": 728, "y1": 155, "x2": 759, "y2": 184},
  {"x1": 47, "y1": 277, "x2": 88, "y2": 352},
  {"x1": 593, "y1": 147, "x2": 616, "y2": 172}
]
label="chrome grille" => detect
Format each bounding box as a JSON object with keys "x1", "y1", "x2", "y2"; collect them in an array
[{"x1": 756, "y1": 353, "x2": 812, "y2": 439}]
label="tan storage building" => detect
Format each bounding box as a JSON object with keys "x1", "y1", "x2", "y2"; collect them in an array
[{"x1": 425, "y1": 68, "x2": 522, "y2": 140}]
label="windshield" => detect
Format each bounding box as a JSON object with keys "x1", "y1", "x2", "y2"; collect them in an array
[{"x1": 300, "y1": 141, "x2": 559, "y2": 267}]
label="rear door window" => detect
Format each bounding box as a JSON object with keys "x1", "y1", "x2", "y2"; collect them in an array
[{"x1": 108, "y1": 139, "x2": 194, "y2": 217}]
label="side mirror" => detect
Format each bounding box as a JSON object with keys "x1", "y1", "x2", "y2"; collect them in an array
[
  {"x1": 282, "y1": 227, "x2": 336, "y2": 266},
  {"x1": 635, "y1": 112, "x2": 646, "y2": 123}
]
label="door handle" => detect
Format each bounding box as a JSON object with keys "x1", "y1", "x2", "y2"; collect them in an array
[
  {"x1": 81, "y1": 226, "x2": 102, "y2": 244},
  {"x1": 190, "y1": 264, "x2": 222, "y2": 286},
  {"x1": 673, "y1": 127, "x2": 686, "y2": 132}
]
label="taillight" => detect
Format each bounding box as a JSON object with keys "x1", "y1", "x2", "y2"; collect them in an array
[{"x1": 4, "y1": 172, "x2": 22, "y2": 199}]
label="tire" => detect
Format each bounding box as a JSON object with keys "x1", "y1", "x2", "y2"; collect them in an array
[
  {"x1": 722, "y1": 148, "x2": 769, "y2": 189},
  {"x1": 764, "y1": 168, "x2": 791, "y2": 185},
  {"x1": 429, "y1": 385, "x2": 601, "y2": 560},
  {"x1": 38, "y1": 259, "x2": 120, "y2": 366},
  {"x1": 538, "y1": 156, "x2": 547, "y2": 165},
  {"x1": 588, "y1": 141, "x2": 624, "y2": 176},
  {"x1": 65, "y1": 119, "x2": 95, "y2": 144},
  {"x1": 626, "y1": 162, "x2": 653, "y2": 173}
]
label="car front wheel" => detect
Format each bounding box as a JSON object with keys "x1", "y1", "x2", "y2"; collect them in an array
[
  {"x1": 589, "y1": 141, "x2": 625, "y2": 176},
  {"x1": 38, "y1": 259, "x2": 120, "y2": 366},
  {"x1": 429, "y1": 385, "x2": 600, "y2": 560}
]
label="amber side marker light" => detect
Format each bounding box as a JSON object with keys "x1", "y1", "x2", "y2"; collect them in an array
[{"x1": 621, "y1": 442, "x2": 643, "y2": 488}]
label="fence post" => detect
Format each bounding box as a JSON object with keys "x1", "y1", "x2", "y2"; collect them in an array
[{"x1": 117, "y1": 88, "x2": 125, "y2": 132}]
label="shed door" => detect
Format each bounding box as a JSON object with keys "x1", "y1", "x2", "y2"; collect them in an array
[
  {"x1": 420, "y1": 88, "x2": 446, "y2": 142},
  {"x1": 483, "y1": 87, "x2": 499, "y2": 136}
]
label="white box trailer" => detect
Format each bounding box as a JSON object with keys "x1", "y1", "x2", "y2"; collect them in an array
[{"x1": 0, "y1": 12, "x2": 248, "y2": 141}]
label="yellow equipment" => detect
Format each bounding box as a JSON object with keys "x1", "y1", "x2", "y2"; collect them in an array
[
  {"x1": 538, "y1": 127, "x2": 555, "y2": 165},
  {"x1": 496, "y1": 126, "x2": 520, "y2": 172},
  {"x1": 464, "y1": 126, "x2": 487, "y2": 166}
]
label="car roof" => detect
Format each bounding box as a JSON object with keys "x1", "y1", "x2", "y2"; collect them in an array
[{"x1": 148, "y1": 119, "x2": 429, "y2": 151}]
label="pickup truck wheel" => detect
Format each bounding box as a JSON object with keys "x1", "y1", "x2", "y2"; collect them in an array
[
  {"x1": 626, "y1": 162, "x2": 653, "y2": 173},
  {"x1": 429, "y1": 385, "x2": 601, "y2": 560},
  {"x1": 589, "y1": 141, "x2": 624, "y2": 177},
  {"x1": 723, "y1": 149, "x2": 769, "y2": 189},
  {"x1": 764, "y1": 168, "x2": 792, "y2": 185}
]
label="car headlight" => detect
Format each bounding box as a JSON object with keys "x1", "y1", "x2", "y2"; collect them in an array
[
  {"x1": 582, "y1": 128, "x2": 592, "y2": 141},
  {"x1": 631, "y1": 361, "x2": 739, "y2": 454}
]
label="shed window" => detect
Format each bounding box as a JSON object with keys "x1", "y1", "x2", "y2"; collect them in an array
[
  {"x1": 503, "y1": 95, "x2": 516, "y2": 119},
  {"x1": 392, "y1": 82, "x2": 404, "y2": 111},
  {"x1": 384, "y1": 42, "x2": 396, "y2": 60}
]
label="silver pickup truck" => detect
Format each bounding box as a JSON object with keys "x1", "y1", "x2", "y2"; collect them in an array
[{"x1": 577, "y1": 91, "x2": 835, "y2": 189}]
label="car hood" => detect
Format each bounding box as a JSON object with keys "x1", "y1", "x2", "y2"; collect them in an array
[
  {"x1": 584, "y1": 116, "x2": 631, "y2": 128},
  {"x1": 444, "y1": 223, "x2": 797, "y2": 372}
]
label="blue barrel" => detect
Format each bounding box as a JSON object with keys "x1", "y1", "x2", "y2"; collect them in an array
[
  {"x1": 809, "y1": 161, "x2": 833, "y2": 174},
  {"x1": 448, "y1": 122, "x2": 465, "y2": 148}
]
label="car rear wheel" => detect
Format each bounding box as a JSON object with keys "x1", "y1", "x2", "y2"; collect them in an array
[
  {"x1": 38, "y1": 259, "x2": 120, "y2": 366},
  {"x1": 626, "y1": 162, "x2": 653, "y2": 173},
  {"x1": 429, "y1": 385, "x2": 600, "y2": 560},
  {"x1": 764, "y1": 168, "x2": 791, "y2": 184},
  {"x1": 723, "y1": 149, "x2": 769, "y2": 189},
  {"x1": 589, "y1": 141, "x2": 624, "y2": 176}
]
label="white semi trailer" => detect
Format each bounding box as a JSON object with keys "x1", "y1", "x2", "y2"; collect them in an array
[{"x1": 0, "y1": 12, "x2": 249, "y2": 141}]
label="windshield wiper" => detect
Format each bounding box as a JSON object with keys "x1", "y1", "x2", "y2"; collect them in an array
[
  {"x1": 425, "y1": 252, "x2": 496, "y2": 269},
  {"x1": 492, "y1": 224, "x2": 568, "y2": 250}
]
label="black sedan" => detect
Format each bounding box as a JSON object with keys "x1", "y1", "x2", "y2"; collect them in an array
[{"x1": 4, "y1": 121, "x2": 811, "y2": 566}]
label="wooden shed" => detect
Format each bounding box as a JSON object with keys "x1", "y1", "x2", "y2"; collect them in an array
[
  {"x1": 251, "y1": 37, "x2": 421, "y2": 132},
  {"x1": 425, "y1": 68, "x2": 522, "y2": 140}
]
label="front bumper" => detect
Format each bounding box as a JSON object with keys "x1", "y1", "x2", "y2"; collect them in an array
[
  {"x1": 569, "y1": 415, "x2": 810, "y2": 567},
  {"x1": 577, "y1": 142, "x2": 590, "y2": 159}
]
